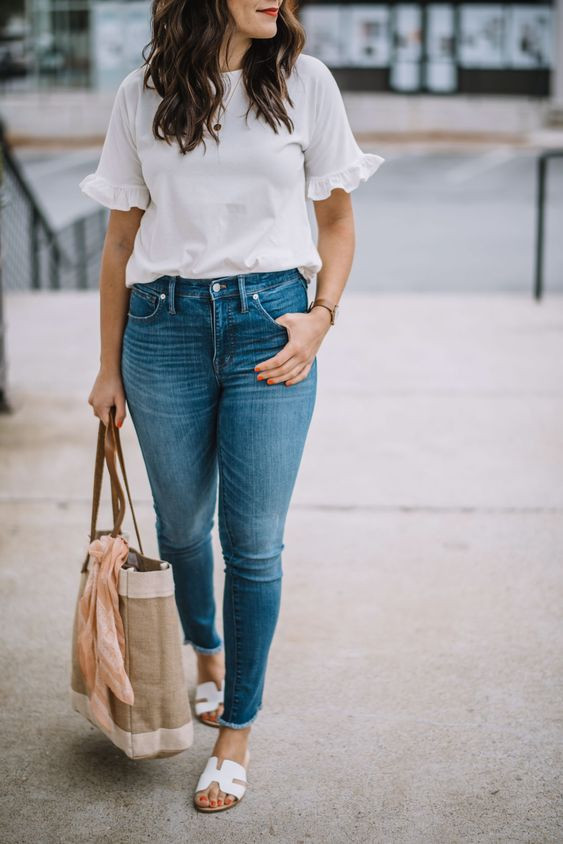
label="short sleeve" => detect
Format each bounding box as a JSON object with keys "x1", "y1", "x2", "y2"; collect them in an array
[
  {"x1": 303, "y1": 59, "x2": 385, "y2": 201},
  {"x1": 79, "y1": 75, "x2": 150, "y2": 211}
]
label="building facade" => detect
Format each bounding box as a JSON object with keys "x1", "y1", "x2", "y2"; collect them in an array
[{"x1": 5, "y1": 0, "x2": 557, "y2": 97}]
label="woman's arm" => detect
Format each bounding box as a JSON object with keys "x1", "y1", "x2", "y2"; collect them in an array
[
  {"x1": 312, "y1": 188, "x2": 355, "y2": 316},
  {"x1": 87, "y1": 208, "x2": 144, "y2": 427}
]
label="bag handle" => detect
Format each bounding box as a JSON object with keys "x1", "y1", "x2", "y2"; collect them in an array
[
  {"x1": 88, "y1": 420, "x2": 120, "y2": 542},
  {"x1": 108, "y1": 408, "x2": 144, "y2": 555},
  {"x1": 82, "y1": 406, "x2": 144, "y2": 571}
]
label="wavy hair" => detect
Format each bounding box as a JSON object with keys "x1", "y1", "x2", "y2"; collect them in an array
[{"x1": 140, "y1": 0, "x2": 306, "y2": 154}]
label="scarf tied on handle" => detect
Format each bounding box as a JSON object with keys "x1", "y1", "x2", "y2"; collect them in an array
[{"x1": 77, "y1": 533, "x2": 135, "y2": 731}]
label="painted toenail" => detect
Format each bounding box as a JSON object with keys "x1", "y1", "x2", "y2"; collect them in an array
[
  {"x1": 210, "y1": 801, "x2": 216, "y2": 806},
  {"x1": 199, "y1": 796, "x2": 207, "y2": 802},
  {"x1": 218, "y1": 801, "x2": 223, "y2": 806}
]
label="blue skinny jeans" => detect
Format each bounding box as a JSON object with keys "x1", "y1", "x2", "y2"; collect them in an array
[{"x1": 120, "y1": 267, "x2": 317, "y2": 728}]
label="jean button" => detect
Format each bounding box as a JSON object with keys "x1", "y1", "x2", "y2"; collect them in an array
[
  {"x1": 252, "y1": 293, "x2": 259, "y2": 299},
  {"x1": 212, "y1": 282, "x2": 221, "y2": 292},
  {"x1": 160, "y1": 293, "x2": 166, "y2": 299}
]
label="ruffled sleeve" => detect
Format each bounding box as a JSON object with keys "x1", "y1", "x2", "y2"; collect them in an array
[
  {"x1": 79, "y1": 74, "x2": 150, "y2": 211},
  {"x1": 306, "y1": 152, "x2": 385, "y2": 202},
  {"x1": 79, "y1": 173, "x2": 150, "y2": 211},
  {"x1": 303, "y1": 56, "x2": 385, "y2": 201}
]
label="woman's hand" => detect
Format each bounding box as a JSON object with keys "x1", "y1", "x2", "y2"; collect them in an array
[
  {"x1": 254, "y1": 306, "x2": 332, "y2": 386},
  {"x1": 88, "y1": 367, "x2": 127, "y2": 427}
]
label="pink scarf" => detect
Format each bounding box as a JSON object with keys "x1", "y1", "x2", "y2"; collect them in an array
[{"x1": 77, "y1": 533, "x2": 135, "y2": 730}]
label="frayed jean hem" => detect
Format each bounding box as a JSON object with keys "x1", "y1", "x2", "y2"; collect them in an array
[
  {"x1": 216, "y1": 704, "x2": 262, "y2": 730},
  {"x1": 184, "y1": 638, "x2": 224, "y2": 655}
]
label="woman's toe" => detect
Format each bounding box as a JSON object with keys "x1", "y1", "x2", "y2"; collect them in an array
[
  {"x1": 224, "y1": 793, "x2": 237, "y2": 806},
  {"x1": 208, "y1": 784, "x2": 220, "y2": 807},
  {"x1": 202, "y1": 706, "x2": 219, "y2": 723},
  {"x1": 216, "y1": 789, "x2": 226, "y2": 807}
]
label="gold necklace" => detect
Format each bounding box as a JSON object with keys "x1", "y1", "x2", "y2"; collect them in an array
[{"x1": 213, "y1": 71, "x2": 243, "y2": 131}]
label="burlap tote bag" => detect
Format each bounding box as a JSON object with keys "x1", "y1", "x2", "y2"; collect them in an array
[{"x1": 70, "y1": 406, "x2": 193, "y2": 760}]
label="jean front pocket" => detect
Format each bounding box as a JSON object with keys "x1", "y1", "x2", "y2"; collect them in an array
[
  {"x1": 127, "y1": 284, "x2": 164, "y2": 322},
  {"x1": 250, "y1": 278, "x2": 309, "y2": 333}
]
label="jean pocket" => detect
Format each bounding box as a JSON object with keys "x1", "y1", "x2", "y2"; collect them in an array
[
  {"x1": 127, "y1": 284, "x2": 163, "y2": 321},
  {"x1": 251, "y1": 279, "x2": 308, "y2": 332}
]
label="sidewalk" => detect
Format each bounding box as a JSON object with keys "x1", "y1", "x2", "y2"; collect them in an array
[{"x1": 1, "y1": 290, "x2": 562, "y2": 843}]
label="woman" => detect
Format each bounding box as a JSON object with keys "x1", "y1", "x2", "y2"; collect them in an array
[{"x1": 81, "y1": 0, "x2": 384, "y2": 814}]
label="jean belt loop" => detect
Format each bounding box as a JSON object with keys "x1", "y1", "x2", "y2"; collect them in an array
[
  {"x1": 168, "y1": 276, "x2": 176, "y2": 314},
  {"x1": 238, "y1": 275, "x2": 248, "y2": 314}
]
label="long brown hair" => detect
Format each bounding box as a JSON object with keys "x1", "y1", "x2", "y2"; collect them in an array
[{"x1": 141, "y1": 0, "x2": 306, "y2": 154}]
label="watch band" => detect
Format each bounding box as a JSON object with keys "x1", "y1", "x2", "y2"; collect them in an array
[{"x1": 307, "y1": 298, "x2": 339, "y2": 325}]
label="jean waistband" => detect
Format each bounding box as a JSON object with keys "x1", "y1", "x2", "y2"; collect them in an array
[{"x1": 136, "y1": 267, "x2": 306, "y2": 300}]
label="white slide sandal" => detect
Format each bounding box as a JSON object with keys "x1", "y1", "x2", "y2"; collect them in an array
[
  {"x1": 194, "y1": 750, "x2": 251, "y2": 813},
  {"x1": 194, "y1": 679, "x2": 225, "y2": 727}
]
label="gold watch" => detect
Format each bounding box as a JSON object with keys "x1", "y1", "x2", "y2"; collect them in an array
[{"x1": 307, "y1": 297, "x2": 339, "y2": 326}]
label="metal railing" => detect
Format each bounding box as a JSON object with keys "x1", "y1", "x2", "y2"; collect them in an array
[
  {"x1": 0, "y1": 145, "x2": 9, "y2": 411},
  {"x1": 0, "y1": 118, "x2": 107, "y2": 291},
  {"x1": 534, "y1": 149, "x2": 563, "y2": 301}
]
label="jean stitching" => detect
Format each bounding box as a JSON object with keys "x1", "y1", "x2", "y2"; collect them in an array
[
  {"x1": 127, "y1": 292, "x2": 162, "y2": 321},
  {"x1": 232, "y1": 577, "x2": 242, "y2": 715},
  {"x1": 247, "y1": 276, "x2": 302, "y2": 296},
  {"x1": 252, "y1": 280, "x2": 307, "y2": 330},
  {"x1": 210, "y1": 296, "x2": 221, "y2": 388},
  {"x1": 131, "y1": 283, "x2": 160, "y2": 304},
  {"x1": 253, "y1": 296, "x2": 289, "y2": 332},
  {"x1": 216, "y1": 416, "x2": 240, "y2": 720},
  {"x1": 227, "y1": 299, "x2": 235, "y2": 359}
]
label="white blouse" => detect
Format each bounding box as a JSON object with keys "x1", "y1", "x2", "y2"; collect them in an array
[{"x1": 79, "y1": 52, "x2": 385, "y2": 288}]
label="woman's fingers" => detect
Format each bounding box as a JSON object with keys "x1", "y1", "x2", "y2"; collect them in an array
[
  {"x1": 256, "y1": 341, "x2": 314, "y2": 382},
  {"x1": 88, "y1": 372, "x2": 127, "y2": 427},
  {"x1": 262, "y1": 343, "x2": 314, "y2": 382},
  {"x1": 114, "y1": 394, "x2": 127, "y2": 428},
  {"x1": 265, "y1": 358, "x2": 311, "y2": 385},
  {"x1": 284, "y1": 361, "x2": 313, "y2": 386}
]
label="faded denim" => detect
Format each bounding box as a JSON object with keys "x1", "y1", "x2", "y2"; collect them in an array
[{"x1": 120, "y1": 267, "x2": 317, "y2": 728}]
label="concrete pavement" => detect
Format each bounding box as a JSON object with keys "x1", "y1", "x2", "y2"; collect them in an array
[{"x1": 1, "y1": 289, "x2": 562, "y2": 843}]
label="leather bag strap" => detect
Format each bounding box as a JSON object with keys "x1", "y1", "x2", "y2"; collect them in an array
[
  {"x1": 110, "y1": 409, "x2": 144, "y2": 558},
  {"x1": 88, "y1": 421, "x2": 120, "y2": 545},
  {"x1": 82, "y1": 407, "x2": 144, "y2": 571}
]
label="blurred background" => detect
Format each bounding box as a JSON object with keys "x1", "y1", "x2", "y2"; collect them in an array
[
  {"x1": 1, "y1": 3, "x2": 562, "y2": 843},
  {"x1": 0, "y1": 0, "x2": 562, "y2": 305}
]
